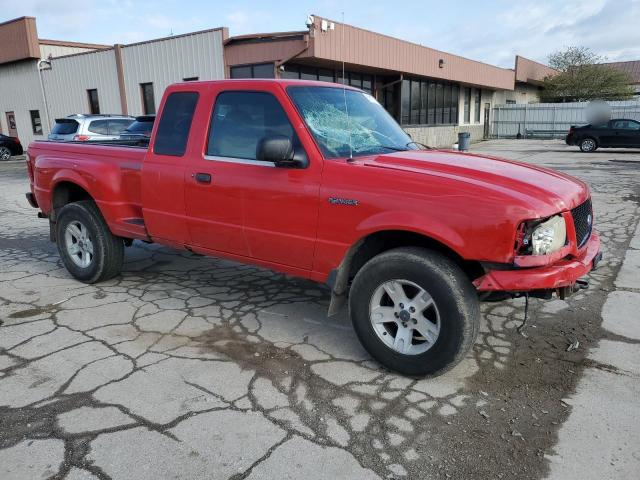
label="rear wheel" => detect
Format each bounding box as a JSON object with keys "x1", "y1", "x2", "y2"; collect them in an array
[
  {"x1": 56, "y1": 200, "x2": 124, "y2": 283},
  {"x1": 349, "y1": 247, "x2": 480, "y2": 377},
  {"x1": 579, "y1": 138, "x2": 597, "y2": 152},
  {"x1": 0, "y1": 146, "x2": 11, "y2": 161}
]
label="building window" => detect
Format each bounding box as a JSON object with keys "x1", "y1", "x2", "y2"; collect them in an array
[
  {"x1": 451, "y1": 85, "x2": 460, "y2": 123},
  {"x1": 183, "y1": 77, "x2": 199, "y2": 82},
  {"x1": 140, "y1": 83, "x2": 156, "y2": 115},
  {"x1": 230, "y1": 63, "x2": 274, "y2": 79},
  {"x1": 30, "y1": 110, "x2": 43, "y2": 135},
  {"x1": 281, "y1": 64, "x2": 372, "y2": 93},
  {"x1": 474, "y1": 89, "x2": 481, "y2": 123},
  {"x1": 443, "y1": 84, "x2": 451, "y2": 124},
  {"x1": 410, "y1": 80, "x2": 421, "y2": 124},
  {"x1": 399, "y1": 78, "x2": 459, "y2": 126},
  {"x1": 506, "y1": 99, "x2": 516, "y2": 105},
  {"x1": 463, "y1": 88, "x2": 471, "y2": 124},
  {"x1": 401, "y1": 79, "x2": 410, "y2": 124},
  {"x1": 87, "y1": 89, "x2": 100, "y2": 114}
]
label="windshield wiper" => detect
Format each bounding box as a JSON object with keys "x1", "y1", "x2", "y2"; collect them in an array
[
  {"x1": 406, "y1": 141, "x2": 434, "y2": 150},
  {"x1": 378, "y1": 145, "x2": 410, "y2": 152}
]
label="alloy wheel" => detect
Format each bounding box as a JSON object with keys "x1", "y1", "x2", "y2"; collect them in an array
[
  {"x1": 581, "y1": 139, "x2": 595, "y2": 152},
  {"x1": 64, "y1": 220, "x2": 95, "y2": 268},
  {"x1": 369, "y1": 279, "x2": 441, "y2": 355},
  {"x1": 0, "y1": 147, "x2": 11, "y2": 161}
]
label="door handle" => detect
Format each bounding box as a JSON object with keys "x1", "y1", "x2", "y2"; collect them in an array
[{"x1": 194, "y1": 173, "x2": 212, "y2": 184}]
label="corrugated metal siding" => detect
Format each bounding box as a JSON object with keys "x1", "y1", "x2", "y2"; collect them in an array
[
  {"x1": 42, "y1": 49, "x2": 122, "y2": 119},
  {"x1": 122, "y1": 29, "x2": 225, "y2": 115},
  {"x1": 0, "y1": 59, "x2": 47, "y2": 144},
  {"x1": 308, "y1": 17, "x2": 514, "y2": 90}
]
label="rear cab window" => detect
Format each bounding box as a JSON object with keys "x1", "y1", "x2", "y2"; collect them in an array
[{"x1": 153, "y1": 92, "x2": 199, "y2": 156}]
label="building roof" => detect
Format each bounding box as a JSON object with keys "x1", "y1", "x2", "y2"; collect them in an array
[
  {"x1": 514, "y1": 55, "x2": 557, "y2": 84},
  {"x1": 602, "y1": 60, "x2": 640, "y2": 84},
  {"x1": 226, "y1": 30, "x2": 307, "y2": 44},
  {"x1": 38, "y1": 38, "x2": 110, "y2": 50}
]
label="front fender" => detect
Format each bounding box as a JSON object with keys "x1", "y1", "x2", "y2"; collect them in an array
[{"x1": 355, "y1": 210, "x2": 467, "y2": 257}]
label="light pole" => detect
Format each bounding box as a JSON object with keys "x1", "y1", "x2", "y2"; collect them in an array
[{"x1": 37, "y1": 59, "x2": 53, "y2": 136}]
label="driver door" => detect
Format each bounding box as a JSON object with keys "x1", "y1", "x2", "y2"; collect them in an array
[{"x1": 185, "y1": 85, "x2": 322, "y2": 270}]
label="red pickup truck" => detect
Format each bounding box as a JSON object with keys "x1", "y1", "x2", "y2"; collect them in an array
[{"x1": 26, "y1": 79, "x2": 601, "y2": 376}]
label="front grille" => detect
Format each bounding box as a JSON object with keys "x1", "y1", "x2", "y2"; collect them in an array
[{"x1": 571, "y1": 198, "x2": 593, "y2": 248}]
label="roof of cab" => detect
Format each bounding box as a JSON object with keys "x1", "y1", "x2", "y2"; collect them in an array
[{"x1": 170, "y1": 78, "x2": 362, "y2": 90}]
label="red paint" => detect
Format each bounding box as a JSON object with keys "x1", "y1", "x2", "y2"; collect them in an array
[{"x1": 27, "y1": 79, "x2": 599, "y2": 293}]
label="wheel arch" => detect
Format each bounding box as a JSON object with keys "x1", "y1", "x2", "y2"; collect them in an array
[
  {"x1": 327, "y1": 229, "x2": 484, "y2": 315},
  {"x1": 51, "y1": 180, "x2": 94, "y2": 221}
]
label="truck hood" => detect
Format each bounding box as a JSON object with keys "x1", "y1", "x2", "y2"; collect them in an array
[{"x1": 363, "y1": 149, "x2": 588, "y2": 213}]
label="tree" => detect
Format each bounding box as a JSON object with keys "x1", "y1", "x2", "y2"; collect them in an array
[{"x1": 540, "y1": 46, "x2": 634, "y2": 102}]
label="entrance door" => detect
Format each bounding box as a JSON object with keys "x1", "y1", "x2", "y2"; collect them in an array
[
  {"x1": 483, "y1": 103, "x2": 490, "y2": 139},
  {"x1": 5, "y1": 112, "x2": 18, "y2": 137}
]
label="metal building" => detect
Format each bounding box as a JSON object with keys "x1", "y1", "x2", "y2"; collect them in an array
[
  {"x1": 0, "y1": 17, "x2": 226, "y2": 145},
  {"x1": 0, "y1": 15, "x2": 553, "y2": 147}
]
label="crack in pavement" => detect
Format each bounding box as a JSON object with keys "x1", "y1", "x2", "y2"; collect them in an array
[{"x1": 1, "y1": 144, "x2": 640, "y2": 480}]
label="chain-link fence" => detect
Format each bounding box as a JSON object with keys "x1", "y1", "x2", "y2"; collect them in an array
[{"x1": 490, "y1": 100, "x2": 640, "y2": 139}]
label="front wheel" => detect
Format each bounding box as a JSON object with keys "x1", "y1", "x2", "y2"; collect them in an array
[
  {"x1": 56, "y1": 200, "x2": 124, "y2": 283},
  {"x1": 579, "y1": 138, "x2": 597, "y2": 152},
  {"x1": 349, "y1": 247, "x2": 480, "y2": 377}
]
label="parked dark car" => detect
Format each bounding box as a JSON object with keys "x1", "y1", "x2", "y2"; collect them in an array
[
  {"x1": 119, "y1": 115, "x2": 155, "y2": 142},
  {"x1": 566, "y1": 119, "x2": 640, "y2": 152},
  {"x1": 0, "y1": 133, "x2": 23, "y2": 160}
]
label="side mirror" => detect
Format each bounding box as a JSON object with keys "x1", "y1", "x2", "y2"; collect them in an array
[{"x1": 256, "y1": 135, "x2": 305, "y2": 168}]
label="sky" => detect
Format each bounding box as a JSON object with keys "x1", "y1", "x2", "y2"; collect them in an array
[{"x1": 2, "y1": 0, "x2": 639, "y2": 68}]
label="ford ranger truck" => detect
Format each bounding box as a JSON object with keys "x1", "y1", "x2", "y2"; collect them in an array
[{"x1": 26, "y1": 80, "x2": 601, "y2": 377}]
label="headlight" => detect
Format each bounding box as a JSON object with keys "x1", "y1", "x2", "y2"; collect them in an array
[{"x1": 529, "y1": 215, "x2": 567, "y2": 255}]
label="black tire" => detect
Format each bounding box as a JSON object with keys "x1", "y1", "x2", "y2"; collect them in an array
[
  {"x1": 349, "y1": 247, "x2": 480, "y2": 377},
  {"x1": 579, "y1": 137, "x2": 597, "y2": 152},
  {"x1": 56, "y1": 200, "x2": 124, "y2": 283},
  {"x1": 0, "y1": 146, "x2": 11, "y2": 161}
]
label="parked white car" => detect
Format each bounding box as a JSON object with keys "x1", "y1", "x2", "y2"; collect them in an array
[{"x1": 48, "y1": 114, "x2": 134, "y2": 142}]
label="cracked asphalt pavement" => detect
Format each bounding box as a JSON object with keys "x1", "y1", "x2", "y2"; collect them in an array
[{"x1": 1, "y1": 140, "x2": 639, "y2": 480}]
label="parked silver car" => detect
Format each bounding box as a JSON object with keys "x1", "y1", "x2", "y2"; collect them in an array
[{"x1": 48, "y1": 114, "x2": 135, "y2": 142}]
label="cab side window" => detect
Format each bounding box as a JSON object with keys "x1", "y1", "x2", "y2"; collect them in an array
[
  {"x1": 153, "y1": 92, "x2": 199, "y2": 156},
  {"x1": 206, "y1": 91, "x2": 296, "y2": 161}
]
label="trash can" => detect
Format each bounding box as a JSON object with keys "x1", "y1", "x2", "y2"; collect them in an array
[{"x1": 458, "y1": 132, "x2": 471, "y2": 151}]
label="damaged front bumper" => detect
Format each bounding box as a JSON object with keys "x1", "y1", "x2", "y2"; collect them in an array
[{"x1": 473, "y1": 232, "x2": 601, "y2": 298}]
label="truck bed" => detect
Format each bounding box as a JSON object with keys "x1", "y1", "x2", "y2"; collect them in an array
[{"x1": 27, "y1": 140, "x2": 149, "y2": 240}]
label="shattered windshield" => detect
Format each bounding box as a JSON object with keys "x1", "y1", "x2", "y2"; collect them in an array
[{"x1": 286, "y1": 86, "x2": 417, "y2": 159}]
